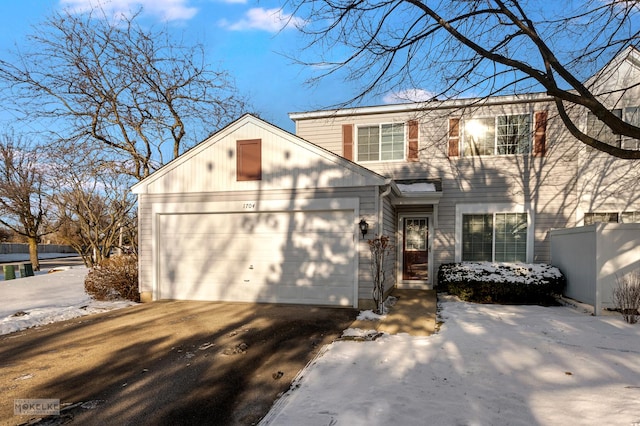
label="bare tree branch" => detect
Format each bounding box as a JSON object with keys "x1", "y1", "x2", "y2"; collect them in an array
[
  {"x1": 289, "y1": 0, "x2": 640, "y2": 158},
  {"x1": 0, "y1": 7, "x2": 249, "y2": 179}
]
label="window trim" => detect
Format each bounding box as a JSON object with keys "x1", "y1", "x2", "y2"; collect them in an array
[
  {"x1": 455, "y1": 203, "x2": 534, "y2": 263},
  {"x1": 462, "y1": 113, "x2": 533, "y2": 157},
  {"x1": 355, "y1": 122, "x2": 406, "y2": 162}
]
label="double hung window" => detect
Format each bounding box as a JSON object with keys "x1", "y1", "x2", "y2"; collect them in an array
[
  {"x1": 357, "y1": 123, "x2": 404, "y2": 161},
  {"x1": 463, "y1": 114, "x2": 531, "y2": 156}
]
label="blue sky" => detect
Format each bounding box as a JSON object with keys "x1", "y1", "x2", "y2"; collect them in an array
[{"x1": 0, "y1": 0, "x2": 374, "y2": 133}]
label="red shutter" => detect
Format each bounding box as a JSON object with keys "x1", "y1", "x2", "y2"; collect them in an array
[
  {"x1": 237, "y1": 139, "x2": 262, "y2": 181},
  {"x1": 534, "y1": 111, "x2": 547, "y2": 157},
  {"x1": 448, "y1": 118, "x2": 460, "y2": 157},
  {"x1": 342, "y1": 124, "x2": 353, "y2": 161},
  {"x1": 408, "y1": 120, "x2": 419, "y2": 162}
]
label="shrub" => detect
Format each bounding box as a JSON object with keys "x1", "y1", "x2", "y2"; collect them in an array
[
  {"x1": 85, "y1": 255, "x2": 140, "y2": 302},
  {"x1": 438, "y1": 262, "x2": 566, "y2": 305},
  {"x1": 612, "y1": 270, "x2": 640, "y2": 324}
]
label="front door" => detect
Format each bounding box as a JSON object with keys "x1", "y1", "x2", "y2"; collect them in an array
[{"x1": 402, "y1": 217, "x2": 429, "y2": 281}]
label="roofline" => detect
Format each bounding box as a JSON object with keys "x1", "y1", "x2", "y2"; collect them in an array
[
  {"x1": 289, "y1": 91, "x2": 553, "y2": 121},
  {"x1": 131, "y1": 113, "x2": 389, "y2": 193}
]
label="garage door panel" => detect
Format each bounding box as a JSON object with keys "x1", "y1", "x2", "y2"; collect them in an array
[
  {"x1": 161, "y1": 211, "x2": 353, "y2": 234},
  {"x1": 158, "y1": 210, "x2": 355, "y2": 306}
]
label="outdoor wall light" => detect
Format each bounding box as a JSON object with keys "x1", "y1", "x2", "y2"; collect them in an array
[{"x1": 359, "y1": 219, "x2": 369, "y2": 239}]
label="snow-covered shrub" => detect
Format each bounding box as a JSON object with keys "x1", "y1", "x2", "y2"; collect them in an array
[
  {"x1": 612, "y1": 270, "x2": 640, "y2": 324},
  {"x1": 85, "y1": 255, "x2": 140, "y2": 302},
  {"x1": 438, "y1": 262, "x2": 565, "y2": 305}
]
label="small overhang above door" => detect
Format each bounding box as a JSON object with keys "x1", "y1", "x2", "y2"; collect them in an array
[
  {"x1": 389, "y1": 179, "x2": 442, "y2": 227},
  {"x1": 390, "y1": 179, "x2": 442, "y2": 205}
]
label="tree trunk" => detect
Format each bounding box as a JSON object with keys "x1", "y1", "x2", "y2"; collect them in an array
[{"x1": 27, "y1": 236, "x2": 40, "y2": 271}]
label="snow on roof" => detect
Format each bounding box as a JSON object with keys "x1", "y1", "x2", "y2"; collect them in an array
[{"x1": 396, "y1": 182, "x2": 437, "y2": 193}]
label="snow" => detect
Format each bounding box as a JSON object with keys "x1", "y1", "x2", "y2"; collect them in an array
[
  {"x1": 0, "y1": 256, "x2": 136, "y2": 335},
  {"x1": 441, "y1": 262, "x2": 563, "y2": 285},
  {"x1": 396, "y1": 182, "x2": 436, "y2": 192},
  {"x1": 3, "y1": 254, "x2": 639, "y2": 424},
  {"x1": 262, "y1": 296, "x2": 640, "y2": 426}
]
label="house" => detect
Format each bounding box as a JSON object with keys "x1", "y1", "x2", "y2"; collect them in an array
[{"x1": 133, "y1": 47, "x2": 640, "y2": 309}]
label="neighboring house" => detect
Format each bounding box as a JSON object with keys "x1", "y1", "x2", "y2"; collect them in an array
[{"x1": 133, "y1": 47, "x2": 640, "y2": 309}]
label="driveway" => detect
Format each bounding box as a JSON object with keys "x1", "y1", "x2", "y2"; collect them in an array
[{"x1": 0, "y1": 301, "x2": 356, "y2": 425}]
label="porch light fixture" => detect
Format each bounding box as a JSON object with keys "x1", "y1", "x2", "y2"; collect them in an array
[{"x1": 359, "y1": 219, "x2": 369, "y2": 239}]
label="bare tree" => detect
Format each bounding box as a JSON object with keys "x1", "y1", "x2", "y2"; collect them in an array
[
  {"x1": 50, "y1": 147, "x2": 137, "y2": 267},
  {"x1": 0, "y1": 133, "x2": 50, "y2": 270},
  {"x1": 0, "y1": 7, "x2": 248, "y2": 179},
  {"x1": 289, "y1": 0, "x2": 640, "y2": 158}
]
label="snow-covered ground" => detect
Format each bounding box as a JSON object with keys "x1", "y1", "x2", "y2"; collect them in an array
[
  {"x1": 262, "y1": 296, "x2": 640, "y2": 426},
  {"x1": 2, "y1": 256, "x2": 639, "y2": 425},
  {"x1": 0, "y1": 255, "x2": 136, "y2": 335}
]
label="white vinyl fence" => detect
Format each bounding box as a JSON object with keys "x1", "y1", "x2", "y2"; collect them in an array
[{"x1": 550, "y1": 223, "x2": 640, "y2": 315}]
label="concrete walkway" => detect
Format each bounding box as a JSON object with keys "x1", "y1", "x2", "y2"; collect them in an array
[{"x1": 351, "y1": 289, "x2": 437, "y2": 336}]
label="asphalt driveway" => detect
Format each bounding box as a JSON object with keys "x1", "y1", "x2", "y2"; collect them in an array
[{"x1": 0, "y1": 301, "x2": 357, "y2": 425}]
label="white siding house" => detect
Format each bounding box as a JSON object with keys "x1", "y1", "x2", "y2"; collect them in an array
[{"x1": 134, "y1": 48, "x2": 640, "y2": 309}]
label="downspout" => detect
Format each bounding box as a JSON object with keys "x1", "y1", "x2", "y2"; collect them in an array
[{"x1": 378, "y1": 178, "x2": 394, "y2": 235}]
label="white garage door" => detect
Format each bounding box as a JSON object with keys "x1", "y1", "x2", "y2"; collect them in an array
[{"x1": 157, "y1": 210, "x2": 355, "y2": 306}]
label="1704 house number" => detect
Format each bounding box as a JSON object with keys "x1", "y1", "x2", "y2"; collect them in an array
[{"x1": 243, "y1": 202, "x2": 256, "y2": 210}]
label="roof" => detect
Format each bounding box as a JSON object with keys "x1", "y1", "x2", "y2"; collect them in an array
[{"x1": 131, "y1": 114, "x2": 388, "y2": 194}]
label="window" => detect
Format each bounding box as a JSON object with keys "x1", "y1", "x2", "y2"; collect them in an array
[
  {"x1": 585, "y1": 211, "x2": 640, "y2": 224},
  {"x1": 621, "y1": 211, "x2": 640, "y2": 223},
  {"x1": 405, "y1": 218, "x2": 428, "y2": 251},
  {"x1": 586, "y1": 106, "x2": 640, "y2": 150},
  {"x1": 586, "y1": 109, "x2": 622, "y2": 147},
  {"x1": 464, "y1": 114, "x2": 530, "y2": 156},
  {"x1": 462, "y1": 213, "x2": 528, "y2": 262},
  {"x1": 357, "y1": 123, "x2": 404, "y2": 161},
  {"x1": 584, "y1": 212, "x2": 618, "y2": 225},
  {"x1": 623, "y1": 107, "x2": 640, "y2": 150},
  {"x1": 236, "y1": 139, "x2": 261, "y2": 181},
  {"x1": 497, "y1": 115, "x2": 531, "y2": 154}
]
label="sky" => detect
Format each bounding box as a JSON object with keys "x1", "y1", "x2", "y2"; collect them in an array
[
  {"x1": 0, "y1": 0, "x2": 634, "y2": 138},
  {"x1": 0, "y1": 0, "x2": 376, "y2": 133}
]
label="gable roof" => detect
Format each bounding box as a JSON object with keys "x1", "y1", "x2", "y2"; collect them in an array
[{"x1": 132, "y1": 114, "x2": 388, "y2": 194}]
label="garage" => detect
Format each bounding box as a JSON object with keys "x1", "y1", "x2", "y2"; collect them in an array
[
  {"x1": 157, "y1": 209, "x2": 356, "y2": 306},
  {"x1": 133, "y1": 115, "x2": 388, "y2": 308}
]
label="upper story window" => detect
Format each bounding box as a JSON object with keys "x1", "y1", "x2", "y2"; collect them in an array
[
  {"x1": 586, "y1": 106, "x2": 640, "y2": 150},
  {"x1": 357, "y1": 123, "x2": 404, "y2": 161},
  {"x1": 463, "y1": 114, "x2": 531, "y2": 156}
]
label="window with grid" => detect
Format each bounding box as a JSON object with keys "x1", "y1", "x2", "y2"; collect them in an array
[
  {"x1": 357, "y1": 124, "x2": 404, "y2": 161},
  {"x1": 497, "y1": 115, "x2": 531, "y2": 154},
  {"x1": 463, "y1": 118, "x2": 495, "y2": 156},
  {"x1": 464, "y1": 114, "x2": 530, "y2": 156},
  {"x1": 462, "y1": 213, "x2": 528, "y2": 262}
]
